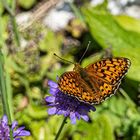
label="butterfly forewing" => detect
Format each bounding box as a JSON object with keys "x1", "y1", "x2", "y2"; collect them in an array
[
  {"x1": 58, "y1": 72, "x2": 96, "y2": 103},
  {"x1": 85, "y1": 58, "x2": 130, "y2": 85},
  {"x1": 58, "y1": 57, "x2": 131, "y2": 104}
]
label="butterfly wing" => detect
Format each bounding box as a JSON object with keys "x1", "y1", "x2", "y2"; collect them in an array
[
  {"x1": 85, "y1": 57, "x2": 130, "y2": 85},
  {"x1": 58, "y1": 71, "x2": 98, "y2": 104},
  {"x1": 85, "y1": 57, "x2": 131, "y2": 103}
]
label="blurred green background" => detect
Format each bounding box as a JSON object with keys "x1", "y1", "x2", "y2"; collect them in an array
[{"x1": 0, "y1": 0, "x2": 140, "y2": 140}]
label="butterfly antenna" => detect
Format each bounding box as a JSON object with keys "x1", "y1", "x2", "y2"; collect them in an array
[
  {"x1": 79, "y1": 41, "x2": 91, "y2": 63},
  {"x1": 54, "y1": 53, "x2": 74, "y2": 64}
]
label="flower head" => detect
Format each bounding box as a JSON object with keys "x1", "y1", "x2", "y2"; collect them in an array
[
  {"x1": 0, "y1": 115, "x2": 30, "y2": 140},
  {"x1": 46, "y1": 80, "x2": 96, "y2": 124}
]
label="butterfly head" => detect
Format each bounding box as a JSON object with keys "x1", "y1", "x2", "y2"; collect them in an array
[{"x1": 73, "y1": 63, "x2": 83, "y2": 72}]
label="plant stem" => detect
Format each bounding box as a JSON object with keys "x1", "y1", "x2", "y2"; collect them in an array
[
  {"x1": 1, "y1": 0, "x2": 14, "y2": 16},
  {"x1": 119, "y1": 88, "x2": 137, "y2": 111},
  {"x1": 0, "y1": 51, "x2": 14, "y2": 140},
  {"x1": 54, "y1": 117, "x2": 67, "y2": 140},
  {"x1": 1, "y1": 0, "x2": 20, "y2": 47},
  {"x1": 69, "y1": 2, "x2": 84, "y2": 22}
]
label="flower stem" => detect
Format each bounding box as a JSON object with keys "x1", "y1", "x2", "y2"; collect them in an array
[
  {"x1": 119, "y1": 88, "x2": 136, "y2": 111},
  {"x1": 0, "y1": 51, "x2": 14, "y2": 140},
  {"x1": 1, "y1": 0, "x2": 20, "y2": 47},
  {"x1": 54, "y1": 117, "x2": 67, "y2": 140}
]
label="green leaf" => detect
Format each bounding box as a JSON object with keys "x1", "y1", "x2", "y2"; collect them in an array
[
  {"x1": 76, "y1": 114, "x2": 114, "y2": 140},
  {"x1": 18, "y1": 0, "x2": 36, "y2": 9},
  {"x1": 115, "y1": 15, "x2": 140, "y2": 33},
  {"x1": 82, "y1": 8, "x2": 140, "y2": 81}
]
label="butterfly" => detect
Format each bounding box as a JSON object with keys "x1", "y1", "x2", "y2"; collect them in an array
[{"x1": 58, "y1": 57, "x2": 131, "y2": 104}]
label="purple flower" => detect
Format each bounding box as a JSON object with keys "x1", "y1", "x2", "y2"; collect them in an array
[
  {"x1": 46, "y1": 80, "x2": 96, "y2": 124},
  {"x1": 0, "y1": 115, "x2": 30, "y2": 140}
]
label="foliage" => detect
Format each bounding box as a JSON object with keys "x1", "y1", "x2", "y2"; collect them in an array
[{"x1": 18, "y1": 0, "x2": 37, "y2": 9}]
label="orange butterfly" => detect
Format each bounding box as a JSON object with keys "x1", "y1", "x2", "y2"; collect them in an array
[{"x1": 58, "y1": 57, "x2": 131, "y2": 104}]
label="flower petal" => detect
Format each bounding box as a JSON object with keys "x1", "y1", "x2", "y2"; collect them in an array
[
  {"x1": 13, "y1": 126, "x2": 24, "y2": 137},
  {"x1": 64, "y1": 110, "x2": 70, "y2": 117},
  {"x1": 57, "y1": 110, "x2": 64, "y2": 115},
  {"x1": 49, "y1": 88, "x2": 58, "y2": 95},
  {"x1": 48, "y1": 80, "x2": 58, "y2": 88},
  {"x1": 48, "y1": 107, "x2": 57, "y2": 115},
  {"x1": 75, "y1": 112, "x2": 81, "y2": 120},
  {"x1": 81, "y1": 115, "x2": 89, "y2": 122},
  {"x1": 2, "y1": 115, "x2": 8, "y2": 124},
  {"x1": 45, "y1": 96, "x2": 55, "y2": 103},
  {"x1": 70, "y1": 112, "x2": 76, "y2": 124},
  {"x1": 14, "y1": 127, "x2": 30, "y2": 137},
  {"x1": 15, "y1": 138, "x2": 21, "y2": 140},
  {"x1": 12, "y1": 121, "x2": 18, "y2": 129},
  {"x1": 90, "y1": 106, "x2": 96, "y2": 111}
]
